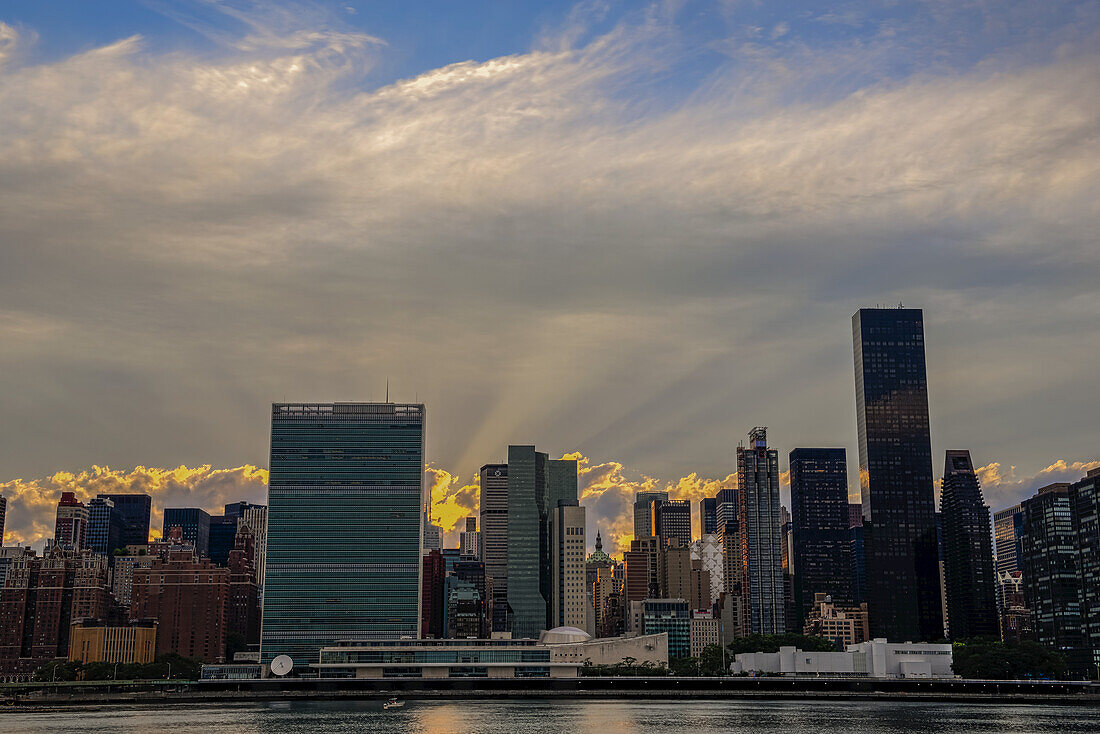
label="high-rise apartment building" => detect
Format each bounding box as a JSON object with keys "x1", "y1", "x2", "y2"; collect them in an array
[
  {"x1": 653, "y1": 499, "x2": 691, "y2": 548},
  {"x1": 551, "y1": 500, "x2": 587, "y2": 630},
  {"x1": 993, "y1": 504, "x2": 1025, "y2": 575},
  {"x1": 459, "y1": 516, "x2": 482, "y2": 559},
  {"x1": 714, "y1": 488, "x2": 738, "y2": 535},
  {"x1": 0, "y1": 496, "x2": 6, "y2": 545},
  {"x1": 1070, "y1": 468, "x2": 1100, "y2": 675},
  {"x1": 633, "y1": 491, "x2": 668, "y2": 541},
  {"x1": 262, "y1": 402, "x2": 424, "y2": 667},
  {"x1": 853, "y1": 307, "x2": 942, "y2": 642},
  {"x1": 86, "y1": 497, "x2": 124, "y2": 557},
  {"x1": 98, "y1": 494, "x2": 152, "y2": 547},
  {"x1": 690, "y1": 534, "x2": 724, "y2": 603},
  {"x1": 131, "y1": 547, "x2": 229, "y2": 662},
  {"x1": 939, "y1": 450, "x2": 999, "y2": 640},
  {"x1": 421, "y1": 549, "x2": 447, "y2": 639},
  {"x1": 162, "y1": 508, "x2": 211, "y2": 559},
  {"x1": 734, "y1": 427, "x2": 785, "y2": 634},
  {"x1": 789, "y1": 448, "x2": 852, "y2": 629},
  {"x1": 54, "y1": 492, "x2": 88, "y2": 551},
  {"x1": 1020, "y1": 482, "x2": 1083, "y2": 673},
  {"x1": 239, "y1": 505, "x2": 267, "y2": 593}
]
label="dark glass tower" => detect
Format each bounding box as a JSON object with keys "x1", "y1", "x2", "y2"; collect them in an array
[
  {"x1": 735, "y1": 427, "x2": 785, "y2": 634},
  {"x1": 1070, "y1": 469, "x2": 1100, "y2": 675},
  {"x1": 789, "y1": 448, "x2": 852, "y2": 629},
  {"x1": 653, "y1": 499, "x2": 691, "y2": 547},
  {"x1": 162, "y1": 508, "x2": 211, "y2": 558},
  {"x1": 700, "y1": 497, "x2": 718, "y2": 535},
  {"x1": 98, "y1": 494, "x2": 151, "y2": 547},
  {"x1": 479, "y1": 464, "x2": 509, "y2": 632},
  {"x1": 86, "y1": 497, "x2": 124, "y2": 556},
  {"x1": 939, "y1": 450, "x2": 999, "y2": 640},
  {"x1": 1021, "y1": 483, "x2": 1084, "y2": 674},
  {"x1": 853, "y1": 307, "x2": 942, "y2": 641},
  {"x1": 261, "y1": 402, "x2": 424, "y2": 667}
]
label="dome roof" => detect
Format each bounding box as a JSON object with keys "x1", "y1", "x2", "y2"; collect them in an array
[{"x1": 538, "y1": 626, "x2": 592, "y2": 645}]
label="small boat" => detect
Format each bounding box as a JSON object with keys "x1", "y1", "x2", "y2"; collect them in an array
[{"x1": 383, "y1": 697, "x2": 405, "y2": 710}]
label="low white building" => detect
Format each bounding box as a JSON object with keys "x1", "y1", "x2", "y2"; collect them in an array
[
  {"x1": 731, "y1": 639, "x2": 953, "y2": 679},
  {"x1": 541, "y1": 627, "x2": 668, "y2": 668}
]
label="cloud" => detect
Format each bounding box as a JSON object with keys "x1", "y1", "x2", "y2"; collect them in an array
[
  {"x1": 0, "y1": 1, "x2": 1097, "y2": 499},
  {"x1": 977, "y1": 459, "x2": 1100, "y2": 511},
  {"x1": 0, "y1": 465, "x2": 267, "y2": 547}
]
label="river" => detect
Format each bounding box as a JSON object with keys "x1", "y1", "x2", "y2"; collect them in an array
[{"x1": 1, "y1": 699, "x2": 1097, "y2": 733}]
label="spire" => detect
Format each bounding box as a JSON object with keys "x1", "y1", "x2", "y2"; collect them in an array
[{"x1": 595, "y1": 528, "x2": 603, "y2": 552}]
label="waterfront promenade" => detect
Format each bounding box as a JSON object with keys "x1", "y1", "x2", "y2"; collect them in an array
[{"x1": 1, "y1": 676, "x2": 1096, "y2": 708}]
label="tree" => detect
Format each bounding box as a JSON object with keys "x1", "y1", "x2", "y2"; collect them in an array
[
  {"x1": 727, "y1": 633, "x2": 837, "y2": 655},
  {"x1": 698, "y1": 644, "x2": 726, "y2": 676},
  {"x1": 33, "y1": 660, "x2": 82, "y2": 682},
  {"x1": 952, "y1": 639, "x2": 1066, "y2": 680},
  {"x1": 669, "y1": 657, "x2": 697, "y2": 676}
]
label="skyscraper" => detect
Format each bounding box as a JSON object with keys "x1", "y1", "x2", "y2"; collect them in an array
[
  {"x1": 551, "y1": 500, "x2": 587, "y2": 630},
  {"x1": 1020, "y1": 482, "x2": 1083, "y2": 673},
  {"x1": 853, "y1": 307, "x2": 942, "y2": 641},
  {"x1": 939, "y1": 450, "x2": 999, "y2": 640},
  {"x1": 459, "y1": 516, "x2": 481, "y2": 559},
  {"x1": 789, "y1": 448, "x2": 852, "y2": 629},
  {"x1": 505, "y1": 446, "x2": 577, "y2": 638},
  {"x1": 261, "y1": 402, "x2": 425, "y2": 667},
  {"x1": 1069, "y1": 469, "x2": 1100, "y2": 675},
  {"x1": 734, "y1": 427, "x2": 785, "y2": 634},
  {"x1": 0, "y1": 496, "x2": 6, "y2": 545},
  {"x1": 54, "y1": 492, "x2": 88, "y2": 551},
  {"x1": 86, "y1": 497, "x2": 124, "y2": 556},
  {"x1": 208, "y1": 515, "x2": 238, "y2": 567},
  {"x1": 633, "y1": 491, "x2": 668, "y2": 541},
  {"x1": 479, "y1": 463, "x2": 508, "y2": 632},
  {"x1": 993, "y1": 504, "x2": 1024, "y2": 575},
  {"x1": 98, "y1": 494, "x2": 151, "y2": 547},
  {"x1": 653, "y1": 499, "x2": 691, "y2": 548},
  {"x1": 162, "y1": 508, "x2": 211, "y2": 559},
  {"x1": 700, "y1": 497, "x2": 717, "y2": 536},
  {"x1": 714, "y1": 488, "x2": 738, "y2": 535}
]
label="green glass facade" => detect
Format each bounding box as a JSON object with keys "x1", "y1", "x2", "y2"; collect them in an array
[
  {"x1": 261, "y1": 403, "x2": 424, "y2": 668},
  {"x1": 507, "y1": 446, "x2": 547, "y2": 639}
]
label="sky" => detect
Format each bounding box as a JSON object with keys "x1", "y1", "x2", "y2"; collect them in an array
[{"x1": 0, "y1": 1, "x2": 1097, "y2": 553}]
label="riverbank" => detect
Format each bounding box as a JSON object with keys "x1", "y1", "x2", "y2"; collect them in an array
[{"x1": 1, "y1": 676, "x2": 1096, "y2": 708}]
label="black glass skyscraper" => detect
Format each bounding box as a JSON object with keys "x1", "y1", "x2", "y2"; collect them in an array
[
  {"x1": 789, "y1": 448, "x2": 852, "y2": 629},
  {"x1": 98, "y1": 493, "x2": 151, "y2": 547},
  {"x1": 700, "y1": 497, "x2": 718, "y2": 535},
  {"x1": 853, "y1": 308, "x2": 942, "y2": 641},
  {"x1": 939, "y1": 450, "x2": 999, "y2": 639},
  {"x1": 162, "y1": 507, "x2": 211, "y2": 557}
]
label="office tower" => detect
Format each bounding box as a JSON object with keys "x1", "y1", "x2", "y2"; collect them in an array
[
  {"x1": 689, "y1": 559, "x2": 711, "y2": 611},
  {"x1": 423, "y1": 519, "x2": 442, "y2": 552},
  {"x1": 993, "y1": 504, "x2": 1025, "y2": 575},
  {"x1": 939, "y1": 450, "x2": 999, "y2": 640},
  {"x1": 162, "y1": 508, "x2": 211, "y2": 559},
  {"x1": 642, "y1": 599, "x2": 691, "y2": 658},
  {"x1": 1070, "y1": 468, "x2": 1100, "y2": 674},
  {"x1": 240, "y1": 505, "x2": 267, "y2": 591},
  {"x1": 551, "y1": 500, "x2": 587, "y2": 630},
  {"x1": 226, "y1": 524, "x2": 261, "y2": 648},
  {"x1": 0, "y1": 548, "x2": 111, "y2": 675},
  {"x1": 208, "y1": 516, "x2": 238, "y2": 567},
  {"x1": 98, "y1": 494, "x2": 152, "y2": 547},
  {"x1": 460, "y1": 516, "x2": 481, "y2": 559},
  {"x1": 734, "y1": 427, "x2": 785, "y2": 634},
  {"x1": 660, "y1": 539, "x2": 693, "y2": 602},
  {"x1": 789, "y1": 448, "x2": 852, "y2": 629},
  {"x1": 452, "y1": 559, "x2": 488, "y2": 638},
  {"x1": 54, "y1": 492, "x2": 89, "y2": 551},
  {"x1": 131, "y1": 547, "x2": 229, "y2": 662},
  {"x1": 0, "y1": 496, "x2": 6, "y2": 544},
  {"x1": 715, "y1": 488, "x2": 738, "y2": 535},
  {"x1": 1020, "y1": 483, "x2": 1083, "y2": 673},
  {"x1": 223, "y1": 501, "x2": 263, "y2": 521},
  {"x1": 700, "y1": 497, "x2": 717, "y2": 536},
  {"x1": 848, "y1": 503, "x2": 863, "y2": 530},
  {"x1": 631, "y1": 535, "x2": 662, "y2": 599},
  {"x1": 780, "y1": 507, "x2": 796, "y2": 634},
  {"x1": 86, "y1": 497, "x2": 124, "y2": 556},
  {"x1": 623, "y1": 550, "x2": 650, "y2": 603},
  {"x1": 998, "y1": 570, "x2": 1031, "y2": 642},
  {"x1": 653, "y1": 499, "x2": 691, "y2": 548},
  {"x1": 633, "y1": 491, "x2": 668, "y2": 541},
  {"x1": 262, "y1": 402, "x2": 424, "y2": 667},
  {"x1": 505, "y1": 446, "x2": 578, "y2": 638},
  {"x1": 479, "y1": 463, "x2": 508, "y2": 632},
  {"x1": 850, "y1": 523, "x2": 867, "y2": 605},
  {"x1": 853, "y1": 307, "x2": 942, "y2": 641},
  {"x1": 421, "y1": 550, "x2": 446, "y2": 639},
  {"x1": 690, "y1": 534, "x2": 724, "y2": 603}
]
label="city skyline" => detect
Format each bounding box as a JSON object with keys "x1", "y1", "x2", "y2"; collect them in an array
[{"x1": 0, "y1": 0, "x2": 1098, "y2": 548}]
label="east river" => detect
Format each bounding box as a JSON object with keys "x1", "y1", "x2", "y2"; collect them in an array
[{"x1": 1, "y1": 699, "x2": 1098, "y2": 733}]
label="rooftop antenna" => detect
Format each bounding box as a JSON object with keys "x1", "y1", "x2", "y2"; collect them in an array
[{"x1": 386, "y1": 379, "x2": 389, "y2": 403}]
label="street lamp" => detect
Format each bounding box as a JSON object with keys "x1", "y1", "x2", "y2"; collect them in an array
[
  {"x1": 113, "y1": 662, "x2": 119, "y2": 681},
  {"x1": 166, "y1": 662, "x2": 172, "y2": 681}
]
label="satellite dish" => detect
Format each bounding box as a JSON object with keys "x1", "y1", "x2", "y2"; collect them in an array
[{"x1": 270, "y1": 655, "x2": 294, "y2": 677}]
